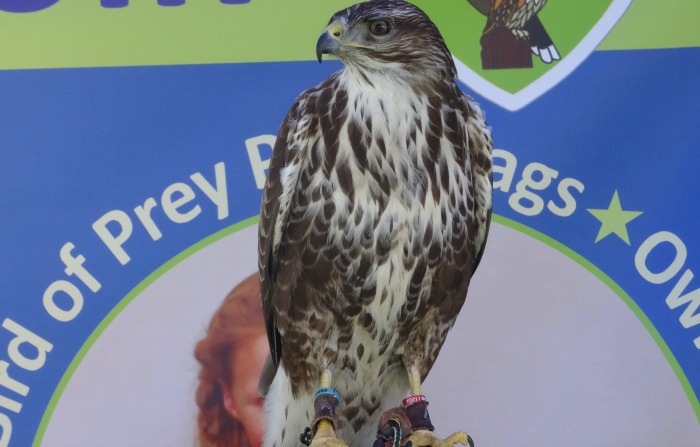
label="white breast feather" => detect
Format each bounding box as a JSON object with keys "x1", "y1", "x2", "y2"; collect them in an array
[{"x1": 265, "y1": 66, "x2": 490, "y2": 447}]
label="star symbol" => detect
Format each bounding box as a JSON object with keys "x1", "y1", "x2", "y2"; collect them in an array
[{"x1": 587, "y1": 191, "x2": 643, "y2": 245}]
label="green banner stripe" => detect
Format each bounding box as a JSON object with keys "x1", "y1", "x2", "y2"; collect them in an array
[
  {"x1": 598, "y1": 0, "x2": 700, "y2": 50},
  {"x1": 0, "y1": 0, "x2": 697, "y2": 71},
  {"x1": 0, "y1": 1, "x2": 348, "y2": 70}
]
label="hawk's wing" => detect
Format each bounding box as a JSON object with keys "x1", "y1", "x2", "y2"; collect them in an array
[
  {"x1": 258, "y1": 76, "x2": 337, "y2": 389},
  {"x1": 258, "y1": 94, "x2": 304, "y2": 372},
  {"x1": 409, "y1": 84, "x2": 493, "y2": 382},
  {"x1": 463, "y1": 93, "x2": 493, "y2": 277}
]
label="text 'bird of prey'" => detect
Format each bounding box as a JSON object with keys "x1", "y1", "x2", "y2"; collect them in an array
[{"x1": 258, "y1": 1, "x2": 493, "y2": 447}]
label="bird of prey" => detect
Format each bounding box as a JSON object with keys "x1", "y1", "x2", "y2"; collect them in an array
[
  {"x1": 258, "y1": 1, "x2": 493, "y2": 447},
  {"x1": 470, "y1": 0, "x2": 560, "y2": 68}
]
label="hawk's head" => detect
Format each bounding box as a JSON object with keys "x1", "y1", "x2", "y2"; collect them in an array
[{"x1": 316, "y1": 0, "x2": 456, "y2": 80}]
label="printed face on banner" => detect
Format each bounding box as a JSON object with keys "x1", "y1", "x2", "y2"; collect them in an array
[
  {"x1": 416, "y1": 0, "x2": 632, "y2": 110},
  {"x1": 193, "y1": 272, "x2": 267, "y2": 447}
]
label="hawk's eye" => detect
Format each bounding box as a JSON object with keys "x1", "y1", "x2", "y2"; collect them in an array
[{"x1": 369, "y1": 19, "x2": 391, "y2": 36}]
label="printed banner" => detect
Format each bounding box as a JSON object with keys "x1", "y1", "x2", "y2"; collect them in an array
[{"x1": 0, "y1": 1, "x2": 698, "y2": 446}]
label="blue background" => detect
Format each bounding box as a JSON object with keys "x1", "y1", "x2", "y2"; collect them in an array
[{"x1": 0, "y1": 47, "x2": 698, "y2": 445}]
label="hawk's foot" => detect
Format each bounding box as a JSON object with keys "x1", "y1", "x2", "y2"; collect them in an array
[
  {"x1": 308, "y1": 419, "x2": 349, "y2": 447},
  {"x1": 404, "y1": 430, "x2": 473, "y2": 447},
  {"x1": 400, "y1": 394, "x2": 474, "y2": 447}
]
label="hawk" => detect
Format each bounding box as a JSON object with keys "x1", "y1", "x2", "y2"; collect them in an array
[
  {"x1": 469, "y1": 0, "x2": 560, "y2": 69},
  {"x1": 258, "y1": 2, "x2": 492, "y2": 447}
]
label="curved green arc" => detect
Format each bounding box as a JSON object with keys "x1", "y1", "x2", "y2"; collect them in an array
[
  {"x1": 33, "y1": 213, "x2": 700, "y2": 446},
  {"x1": 32, "y1": 216, "x2": 260, "y2": 447},
  {"x1": 492, "y1": 214, "x2": 700, "y2": 425}
]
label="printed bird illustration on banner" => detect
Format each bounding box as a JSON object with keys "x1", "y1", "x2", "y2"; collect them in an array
[
  {"x1": 415, "y1": 0, "x2": 632, "y2": 110},
  {"x1": 467, "y1": 0, "x2": 560, "y2": 69}
]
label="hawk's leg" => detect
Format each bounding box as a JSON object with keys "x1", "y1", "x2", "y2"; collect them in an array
[
  {"x1": 307, "y1": 371, "x2": 348, "y2": 447},
  {"x1": 401, "y1": 367, "x2": 474, "y2": 447}
]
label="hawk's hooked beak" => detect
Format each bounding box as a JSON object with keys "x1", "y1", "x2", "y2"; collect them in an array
[{"x1": 316, "y1": 22, "x2": 343, "y2": 63}]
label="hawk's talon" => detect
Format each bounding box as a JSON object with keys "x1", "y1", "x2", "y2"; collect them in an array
[
  {"x1": 308, "y1": 435, "x2": 349, "y2": 447},
  {"x1": 308, "y1": 419, "x2": 349, "y2": 447},
  {"x1": 403, "y1": 429, "x2": 471, "y2": 447}
]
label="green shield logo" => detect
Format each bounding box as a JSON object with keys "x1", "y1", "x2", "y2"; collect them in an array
[{"x1": 415, "y1": 0, "x2": 632, "y2": 110}]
